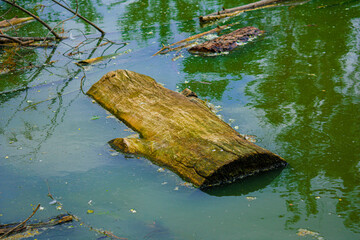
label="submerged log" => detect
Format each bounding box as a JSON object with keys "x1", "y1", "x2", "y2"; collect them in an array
[
  {"x1": 87, "y1": 70, "x2": 286, "y2": 188},
  {"x1": 188, "y1": 26, "x2": 264, "y2": 54}
]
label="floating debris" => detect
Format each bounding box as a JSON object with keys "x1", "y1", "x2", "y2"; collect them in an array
[
  {"x1": 157, "y1": 168, "x2": 165, "y2": 173},
  {"x1": 297, "y1": 228, "x2": 324, "y2": 240},
  {"x1": 244, "y1": 134, "x2": 257, "y2": 143},
  {"x1": 246, "y1": 196, "x2": 257, "y2": 201},
  {"x1": 76, "y1": 49, "x2": 131, "y2": 66},
  {"x1": 87, "y1": 210, "x2": 94, "y2": 214},
  {"x1": 129, "y1": 209, "x2": 137, "y2": 213}
]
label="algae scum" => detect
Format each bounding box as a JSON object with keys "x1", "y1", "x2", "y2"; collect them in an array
[{"x1": 1, "y1": 0, "x2": 359, "y2": 239}]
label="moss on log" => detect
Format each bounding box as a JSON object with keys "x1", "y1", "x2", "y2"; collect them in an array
[
  {"x1": 188, "y1": 26, "x2": 264, "y2": 54},
  {"x1": 87, "y1": 70, "x2": 286, "y2": 188}
]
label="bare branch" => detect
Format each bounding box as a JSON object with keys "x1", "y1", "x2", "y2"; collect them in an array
[
  {"x1": 0, "y1": 34, "x2": 25, "y2": 44},
  {"x1": 1, "y1": 0, "x2": 64, "y2": 39},
  {"x1": 50, "y1": 0, "x2": 105, "y2": 35}
]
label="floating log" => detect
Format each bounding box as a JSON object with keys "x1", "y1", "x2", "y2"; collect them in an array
[
  {"x1": 87, "y1": 70, "x2": 286, "y2": 188},
  {"x1": 199, "y1": 0, "x2": 285, "y2": 23},
  {"x1": 188, "y1": 26, "x2": 264, "y2": 54}
]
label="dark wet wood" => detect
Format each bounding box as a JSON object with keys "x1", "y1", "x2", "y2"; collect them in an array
[
  {"x1": 0, "y1": 214, "x2": 73, "y2": 238},
  {"x1": 87, "y1": 70, "x2": 287, "y2": 188},
  {"x1": 188, "y1": 26, "x2": 264, "y2": 54}
]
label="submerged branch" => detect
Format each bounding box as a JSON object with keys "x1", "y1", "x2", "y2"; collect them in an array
[{"x1": 0, "y1": 204, "x2": 40, "y2": 239}]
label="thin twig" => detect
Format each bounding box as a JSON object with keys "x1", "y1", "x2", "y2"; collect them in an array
[
  {"x1": 50, "y1": 0, "x2": 105, "y2": 35},
  {"x1": 1, "y1": 0, "x2": 64, "y2": 39},
  {"x1": 0, "y1": 204, "x2": 40, "y2": 239},
  {"x1": 0, "y1": 36, "x2": 58, "y2": 42},
  {"x1": 153, "y1": 23, "x2": 235, "y2": 56},
  {"x1": 41, "y1": 0, "x2": 79, "y2": 42},
  {"x1": 0, "y1": 34, "x2": 25, "y2": 44}
]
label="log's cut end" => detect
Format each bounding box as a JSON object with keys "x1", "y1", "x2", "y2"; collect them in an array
[
  {"x1": 87, "y1": 69, "x2": 287, "y2": 188},
  {"x1": 188, "y1": 26, "x2": 264, "y2": 54},
  {"x1": 201, "y1": 152, "x2": 287, "y2": 188}
]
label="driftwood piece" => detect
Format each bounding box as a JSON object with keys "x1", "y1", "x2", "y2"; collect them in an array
[
  {"x1": 199, "y1": 0, "x2": 285, "y2": 23},
  {"x1": 0, "y1": 17, "x2": 34, "y2": 29},
  {"x1": 87, "y1": 70, "x2": 286, "y2": 188},
  {"x1": 188, "y1": 26, "x2": 264, "y2": 54}
]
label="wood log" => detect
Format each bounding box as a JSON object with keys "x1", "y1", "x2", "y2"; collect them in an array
[
  {"x1": 188, "y1": 26, "x2": 264, "y2": 54},
  {"x1": 199, "y1": 0, "x2": 285, "y2": 23},
  {"x1": 87, "y1": 70, "x2": 287, "y2": 188}
]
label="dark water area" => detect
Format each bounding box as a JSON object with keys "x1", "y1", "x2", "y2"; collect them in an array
[{"x1": 0, "y1": 0, "x2": 359, "y2": 239}]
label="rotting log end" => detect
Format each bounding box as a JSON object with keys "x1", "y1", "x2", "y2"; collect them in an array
[{"x1": 201, "y1": 152, "x2": 287, "y2": 188}]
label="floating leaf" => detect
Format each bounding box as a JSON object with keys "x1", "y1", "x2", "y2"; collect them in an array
[
  {"x1": 129, "y1": 209, "x2": 137, "y2": 213},
  {"x1": 90, "y1": 116, "x2": 100, "y2": 120},
  {"x1": 87, "y1": 209, "x2": 94, "y2": 214}
]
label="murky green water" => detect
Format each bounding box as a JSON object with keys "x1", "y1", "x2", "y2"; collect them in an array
[{"x1": 1, "y1": 0, "x2": 359, "y2": 239}]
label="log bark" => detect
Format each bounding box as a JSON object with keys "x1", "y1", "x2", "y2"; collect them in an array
[
  {"x1": 199, "y1": 0, "x2": 285, "y2": 23},
  {"x1": 87, "y1": 70, "x2": 286, "y2": 188},
  {"x1": 188, "y1": 26, "x2": 264, "y2": 54}
]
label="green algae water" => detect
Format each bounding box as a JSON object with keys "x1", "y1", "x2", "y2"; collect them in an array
[{"x1": 0, "y1": 0, "x2": 359, "y2": 239}]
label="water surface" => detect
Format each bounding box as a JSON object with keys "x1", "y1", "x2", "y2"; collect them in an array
[{"x1": 0, "y1": 0, "x2": 359, "y2": 239}]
